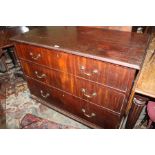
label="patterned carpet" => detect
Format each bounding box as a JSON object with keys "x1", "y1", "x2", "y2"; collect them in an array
[
  {"x1": 0, "y1": 76, "x2": 88, "y2": 129},
  {"x1": 20, "y1": 113, "x2": 78, "y2": 129}
]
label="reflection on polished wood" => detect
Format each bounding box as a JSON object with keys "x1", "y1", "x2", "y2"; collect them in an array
[
  {"x1": 11, "y1": 26, "x2": 149, "y2": 69},
  {"x1": 12, "y1": 27, "x2": 150, "y2": 128}
]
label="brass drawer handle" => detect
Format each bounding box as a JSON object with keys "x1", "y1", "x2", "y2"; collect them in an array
[
  {"x1": 82, "y1": 108, "x2": 96, "y2": 118},
  {"x1": 40, "y1": 90, "x2": 50, "y2": 98},
  {"x1": 81, "y1": 88, "x2": 97, "y2": 98},
  {"x1": 30, "y1": 52, "x2": 41, "y2": 60},
  {"x1": 35, "y1": 71, "x2": 46, "y2": 79},
  {"x1": 80, "y1": 66, "x2": 98, "y2": 77}
]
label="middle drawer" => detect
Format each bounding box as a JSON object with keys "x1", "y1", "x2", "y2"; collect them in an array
[{"x1": 20, "y1": 60, "x2": 126, "y2": 114}]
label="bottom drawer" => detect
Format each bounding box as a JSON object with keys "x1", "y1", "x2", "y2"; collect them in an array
[
  {"x1": 27, "y1": 77, "x2": 65, "y2": 109},
  {"x1": 62, "y1": 97, "x2": 121, "y2": 128},
  {"x1": 26, "y1": 77, "x2": 121, "y2": 128},
  {"x1": 80, "y1": 103, "x2": 121, "y2": 128}
]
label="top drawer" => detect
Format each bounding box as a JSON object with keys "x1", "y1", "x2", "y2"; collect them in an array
[
  {"x1": 15, "y1": 43, "x2": 135, "y2": 92},
  {"x1": 15, "y1": 43, "x2": 75, "y2": 73}
]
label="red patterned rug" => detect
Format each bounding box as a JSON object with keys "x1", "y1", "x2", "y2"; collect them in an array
[{"x1": 20, "y1": 114, "x2": 77, "y2": 129}]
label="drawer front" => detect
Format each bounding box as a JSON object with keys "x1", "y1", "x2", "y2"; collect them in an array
[
  {"x1": 27, "y1": 77, "x2": 65, "y2": 109},
  {"x1": 20, "y1": 60, "x2": 74, "y2": 94},
  {"x1": 27, "y1": 77, "x2": 120, "y2": 128},
  {"x1": 27, "y1": 77, "x2": 85, "y2": 123},
  {"x1": 15, "y1": 43, "x2": 74, "y2": 73},
  {"x1": 73, "y1": 56, "x2": 135, "y2": 92},
  {"x1": 59, "y1": 89, "x2": 121, "y2": 129},
  {"x1": 21, "y1": 60, "x2": 126, "y2": 114},
  {"x1": 21, "y1": 60, "x2": 52, "y2": 84},
  {"x1": 74, "y1": 77, "x2": 126, "y2": 114},
  {"x1": 15, "y1": 43, "x2": 49, "y2": 66},
  {"x1": 16, "y1": 43, "x2": 135, "y2": 92}
]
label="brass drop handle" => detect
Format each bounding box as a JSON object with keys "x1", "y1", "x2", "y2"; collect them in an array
[
  {"x1": 30, "y1": 52, "x2": 41, "y2": 60},
  {"x1": 80, "y1": 66, "x2": 98, "y2": 76},
  {"x1": 82, "y1": 108, "x2": 96, "y2": 118},
  {"x1": 81, "y1": 88, "x2": 97, "y2": 98},
  {"x1": 40, "y1": 90, "x2": 50, "y2": 98},
  {"x1": 35, "y1": 71, "x2": 46, "y2": 79}
]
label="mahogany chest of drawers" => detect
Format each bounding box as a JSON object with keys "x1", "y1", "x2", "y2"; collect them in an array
[{"x1": 11, "y1": 27, "x2": 149, "y2": 128}]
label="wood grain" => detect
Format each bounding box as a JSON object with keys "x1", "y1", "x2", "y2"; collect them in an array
[
  {"x1": 16, "y1": 44, "x2": 136, "y2": 92},
  {"x1": 11, "y1": 26, "x2": 150, "y2": 69},
  {"x1": 21, "y1": 60, "x2": 128, "y2": 114},
  {"x1": 13, "y1": 27, "x2": 150, "y2": 128},
  {"x1": 125, "y1": 95, "x2": 149, "y2": 128},
  {"x1": 27, "y1": 77, "x2": 121, "y2": 128}
]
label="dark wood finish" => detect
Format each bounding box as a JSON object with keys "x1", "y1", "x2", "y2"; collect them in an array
[
  {"x1": 11, "y1": 26, "x2": 150, "y2": 70},
  {"x1": 12, "y1": 27, "x2": 149, "y2": 128},
  {"x1": 27, "y1": 77, "x2": 120, "y2": 128},
  {"x1": 125, "y1": 95, "x2": 149, "y2": 128},
  {"x1": 16, "y1": 44, "x2": 136, "y2": 92},
  {"x1": 20, "y1": 60, "x2": 133, "y2": 114},
  {"x1": 30, "y1": 94, "x2": 102, "y2": 129},
  {"x1": 27, "y1": 76, "x2": 66, "y2": 109},
  {"x1": 74, "y1": 56, "x2": 136, "y2": 92}
]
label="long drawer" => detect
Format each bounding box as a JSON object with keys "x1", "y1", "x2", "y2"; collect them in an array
[
  {"x1": 16, "y1": 43, "x2": 135, "y2": 92},
  {"x1": 27, "y1": 77, "x2": 121, "y2": 128},
  {"x1": 21, "y1": 60, "x2": 126, "y2": 114}
]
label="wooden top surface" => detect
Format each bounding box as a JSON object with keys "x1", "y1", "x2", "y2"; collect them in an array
[
  {"x1": 135, "y1": 34, "x2": 155, "y2": 98},
  {"x1": 11, "y1": 26, "x2": 150, "y2": 69}
]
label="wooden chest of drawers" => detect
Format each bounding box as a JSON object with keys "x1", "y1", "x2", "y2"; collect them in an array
[{"x1": 11, "y1": 27, "x2": 149, "y2": 128}]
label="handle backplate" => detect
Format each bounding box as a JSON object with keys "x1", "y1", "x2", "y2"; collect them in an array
[
  {"x1": 40, "y1": 90, "x2": 50, "y2": 98},
  {"x1": 35, "y1": 71, "x2": 46, "y2": 79},
  {"x1": 82, "y1": 108, "x2": 96, "y2": 118},
  {"x1": 81, "y1": 88, "x2": 97, "y2": 98},
  {"x1": 30, "y1": 52, "x2": 41, "y2": 60}
]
